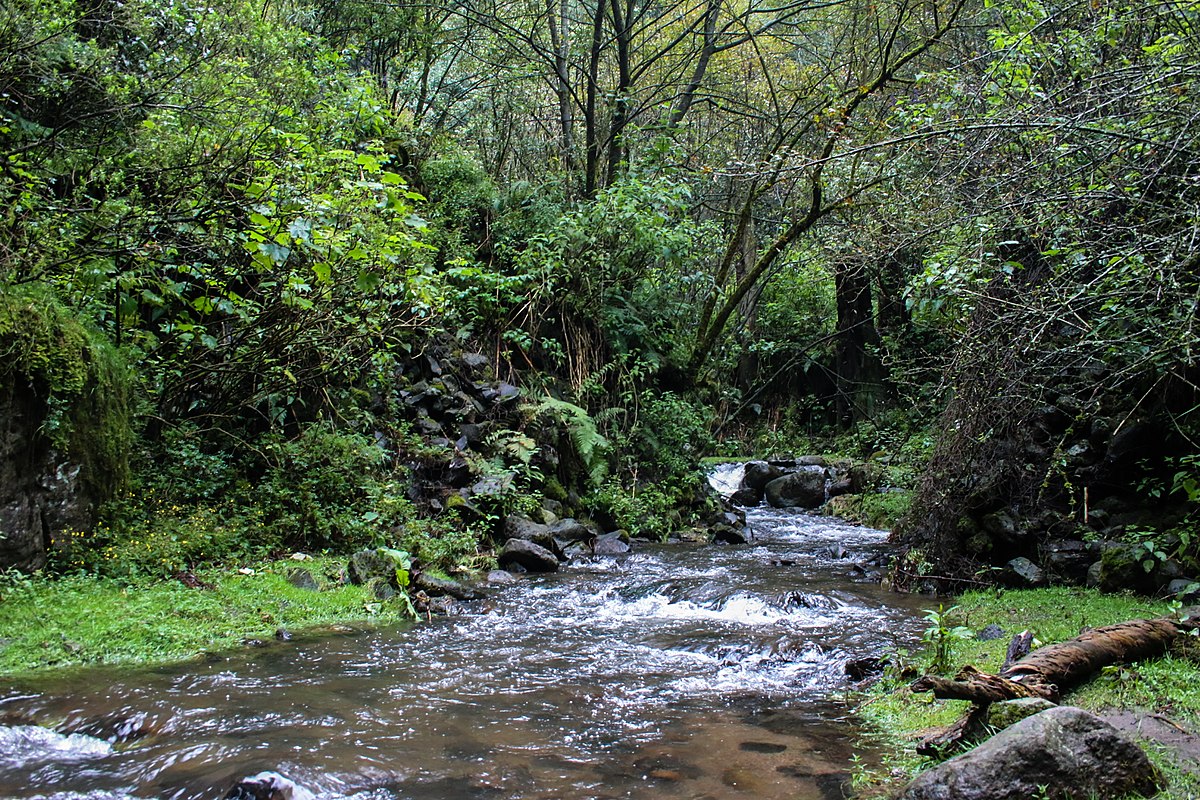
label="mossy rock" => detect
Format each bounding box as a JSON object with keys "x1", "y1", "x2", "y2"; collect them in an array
[
  {"x1": 0, "y1": 287, "x2": 132, "y2": 570},
  {"x1": 1099, "y1": 543, "x2": 1158, "y2": 593}
]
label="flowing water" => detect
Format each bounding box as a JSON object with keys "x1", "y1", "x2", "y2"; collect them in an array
[{"x1": 0, "y1": 479, "x2": 929, "y2": 800}]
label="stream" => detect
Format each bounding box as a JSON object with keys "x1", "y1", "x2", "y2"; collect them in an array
[{"x1": 0, "y1": 472, "x2": 929, "y2": 800}]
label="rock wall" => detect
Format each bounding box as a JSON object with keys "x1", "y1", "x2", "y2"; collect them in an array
[
  {"x1": 897, "y1": 388, "x2": 1199, "y2": 595},
  {"x1": 0, "y1": 382, "x2": 95, "y2": 571}
]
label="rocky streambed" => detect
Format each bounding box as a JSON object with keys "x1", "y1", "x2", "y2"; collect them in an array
[{"x1": 0, "y1": 481, "x2": 929, "y2": 800}]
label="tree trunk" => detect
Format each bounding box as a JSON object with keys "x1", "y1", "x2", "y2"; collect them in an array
[
  {"x1": 834, "y1": 257, "x2": 883, "y2": 425},
  {"x1": 547, "y1": 0, "x2": 576, "y2": 177}
]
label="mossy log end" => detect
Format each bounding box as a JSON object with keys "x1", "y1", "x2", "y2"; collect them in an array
[{"x1": 910, "y1": 617, "x2": 1185, "y2": 754}]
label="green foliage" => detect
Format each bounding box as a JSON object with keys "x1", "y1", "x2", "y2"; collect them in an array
[
  {"x1": 826, "y1": 490, "x2": 912, "y2": 530},
  {"x1": 588, "y1": 480, "x2": 688, "y2": 543},
  {"x1": 523, "y1": 396, "x2": 611, "y2": 488},
  {"x1": 392, "y1": 510, "x2": 486, "y2": 572},
  {"x1": 921, "y1": 604, "x2": 974, "y2": 675},
  {"x1": 624, "y1": 391, "x2": 713, "y2": 480},
  {"x1": 419, "y1": 149, "x2": 497, "y2": 250},
  {"x1": 251, "y1": 426, "x2": 392, "y2": 550}
]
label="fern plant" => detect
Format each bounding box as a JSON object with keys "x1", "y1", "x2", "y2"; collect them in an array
[{"x1": 522, "y1": 397, "x2": 611, "y2": 489}]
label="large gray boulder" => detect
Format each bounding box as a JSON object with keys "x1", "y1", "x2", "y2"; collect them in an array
[
  {"x1": 497, "y1": 538, "x2": 560, "y2": 573},
  {"x1": 764, "y1": 467, "x2": 827, "y2": 508},
  {"x1": 900, "y1": 706, "x2": 1159, "y2": 800}
]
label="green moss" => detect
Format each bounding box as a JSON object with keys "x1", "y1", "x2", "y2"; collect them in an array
[
  {"x1": 854, "y1": 588, "x2": 1200, "y2": 798},
  {"x1": 826, "y1": 490, "x2": 912, "y2": 529},
  {"x1": 0, "y1": 286, "x2": 132, "y2": 500},
  {"x1": 0, "y1": 556, "x2": 399, "y2": 676}
]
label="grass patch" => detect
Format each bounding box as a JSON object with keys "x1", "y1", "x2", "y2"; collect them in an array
[
  {"x1": 854, "y1": 587, "x2": 1200, "y2": 798},
  {"x1": 0, "y1": 557, "x2": 398, "y2": 677}
]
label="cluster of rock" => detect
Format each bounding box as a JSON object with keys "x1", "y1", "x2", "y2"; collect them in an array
[
  {"x1": 290, "y1": 500, "x2": 751, "y2": 616},
  {"x1": 925, "y1": 399, "x2": 1200, "y2": 598},
  {"x1": 725, "y1": 457, "x2": 871, "y2": 509},
  {"x1": 384, "y1": 345, "x2": 527, "y2": 515}
]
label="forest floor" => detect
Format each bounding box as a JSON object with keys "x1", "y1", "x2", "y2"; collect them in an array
[{"x1": 853, "y1": 587, "x2": 1200, "y2": 798}]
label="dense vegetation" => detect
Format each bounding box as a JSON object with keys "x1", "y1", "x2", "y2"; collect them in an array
[{"x1": 2, "y1": 0, "x2": 1198, "y2": 592}]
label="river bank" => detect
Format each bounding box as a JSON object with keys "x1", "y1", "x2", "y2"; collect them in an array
[{"x1": 853, "y1": 587, "x2": 1200, "y2": 798}]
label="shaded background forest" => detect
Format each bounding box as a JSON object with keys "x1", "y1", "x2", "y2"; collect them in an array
[{"x1": 2, "y1": 0, "x2": 1199, "y2": 586}]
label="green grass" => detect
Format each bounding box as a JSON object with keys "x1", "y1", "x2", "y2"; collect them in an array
[
  {"x1": 854, "y1": 588, "x2": 1200, "y2": 798},
  {"x1": 0, "y1": 557, "x2": 395, "y2": 676}
]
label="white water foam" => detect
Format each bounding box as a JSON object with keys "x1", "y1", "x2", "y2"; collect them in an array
[
  {"x1": 0, "y1": 725, "x2": 112, "y2": 767},
  {"x1": 706, "y1": 462, "x2": 745, "y2": 498}
]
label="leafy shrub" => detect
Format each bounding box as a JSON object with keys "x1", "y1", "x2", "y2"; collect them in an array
[
  {"x1": 252, "y1": 426, "x2": 392, "y2": 550},
  {"x1": 588, "y1": 480, "x2": 684, "y2": 542},
  {"x1": 625, "y1": 391, "x2": 713, "y2": 481}
]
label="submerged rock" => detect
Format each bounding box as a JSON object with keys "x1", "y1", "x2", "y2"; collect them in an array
[
  {"x1": 592, "y1": 531, "x2": 632, "y2": 555},
  {"x1": 900, "y1": 706, "x2": 1159, "y2": 800},
  {"x1": 224, "y1": 771, "x2": 316, "y2": 800}
]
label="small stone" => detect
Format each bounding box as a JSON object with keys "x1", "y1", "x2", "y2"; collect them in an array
[
  {"x1": 976, "y1": 623, "x2": 1006, "y2": 641},
  {"x1": 1167, "y1": 578, "x2": 1200, "y2": 602},
  {"x1": 1005, "y1": 556, "x2": 1046, "y2": 586},
  {"x1": 286, "y1": 567, "x2": 319, "y2": 591},
  {"x1": 274, "y1": 628, "x2": 293, "y2": 642}
]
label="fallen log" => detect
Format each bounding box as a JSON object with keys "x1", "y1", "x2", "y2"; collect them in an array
[
  {"x1": 909, "y1": 616, "x2": 1186, "y2": 754},
  {"x1": 913, "y1": 617, "x2": 1182, "y2": 704}
]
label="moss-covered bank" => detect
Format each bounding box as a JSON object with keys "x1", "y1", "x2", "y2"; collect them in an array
[
  {"x1": 0, "y1": 287, "x2": 133, "y2": 499},
  {"x1": 0, "y1": 557, "x2": 397, "y2": 677}
]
